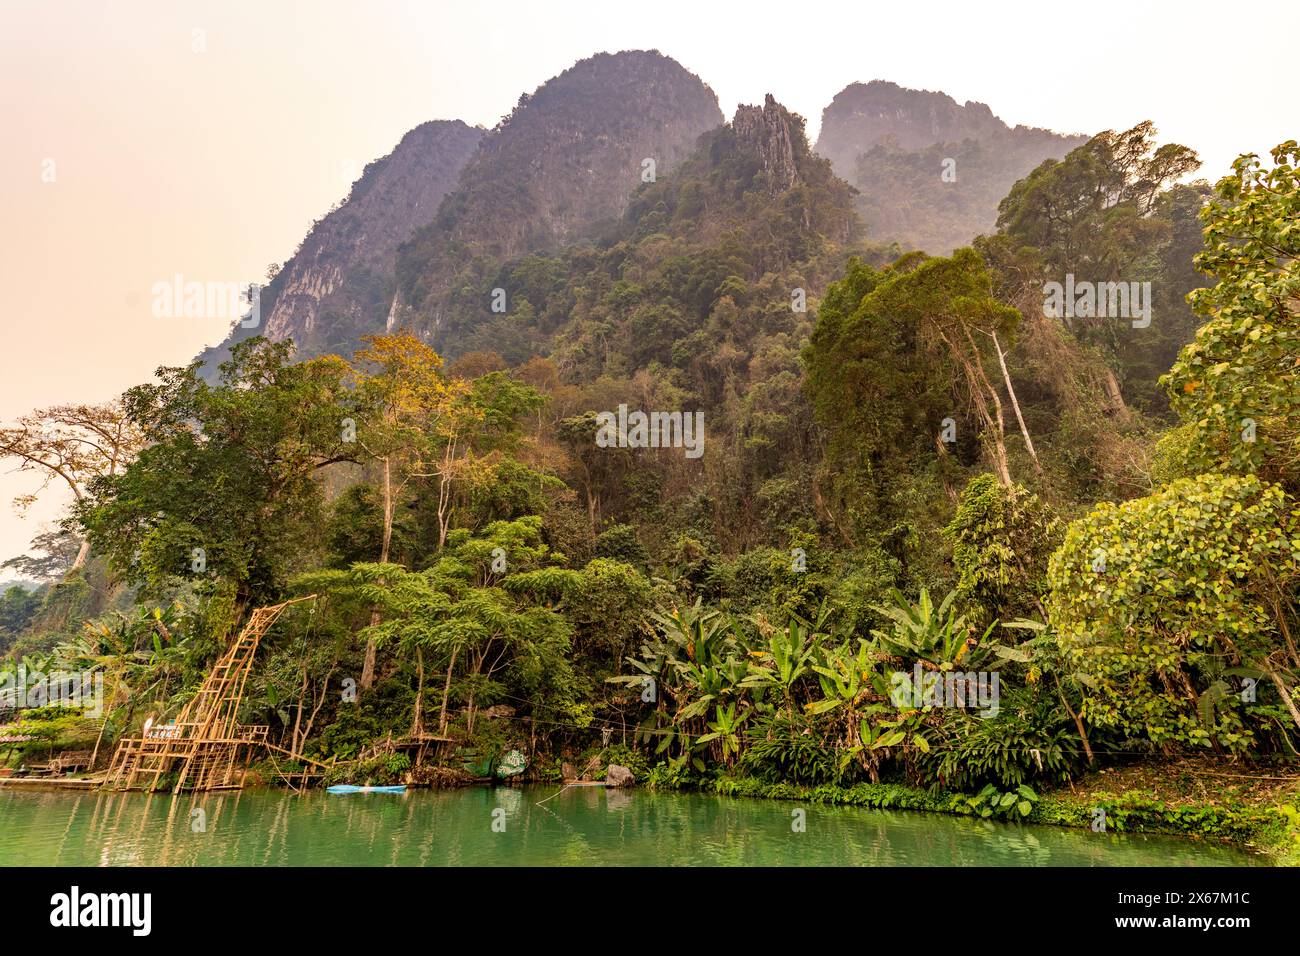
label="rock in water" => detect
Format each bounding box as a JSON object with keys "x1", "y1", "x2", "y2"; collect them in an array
[{"x1": 605, "y1": 764, "x2": 635, "y2": 788}]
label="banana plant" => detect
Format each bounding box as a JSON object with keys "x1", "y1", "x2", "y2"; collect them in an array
[
  {"x1": 741, "y1": 615, "x2": 820, "y2": 716},
  {"x1": 871, "y1": 587, "x2": 996, "y2": 670},
  {"x1": 858, "y1": 709, "x2": 906, "y2": 750},
  {"x1": 808, "y1": 640, "x2": 875, "y2": 717},
  {"x1": 675, "y1": 659, "x2": 726, "y2": 721},
  {"x1": 699, "y1": 702, "x2": 750, "y2": 766},
  {"x1": 835, "y1": 703, "x2": 933, "y2": 782},
  {"x1": 615, "y1": 600, "x2": 748, "y2": 764},
  {"x1": 808, "y1": 640, "x2": 890, "y2": 763},
  {"x1": 651, "y1": 600, "x2": 733, "y2": 667}
]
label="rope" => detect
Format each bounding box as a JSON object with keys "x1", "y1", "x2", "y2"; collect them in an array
[
  {"x1": 267, "y1": 750, "x2": 303, "y2": 794},
  {"x1": 535, "y1": 751, "x2": 604, "y2": 806}
]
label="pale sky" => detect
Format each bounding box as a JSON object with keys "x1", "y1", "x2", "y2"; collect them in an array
[{"x1": 1, "y1": 0, "x2": 1296, "y2": 568}]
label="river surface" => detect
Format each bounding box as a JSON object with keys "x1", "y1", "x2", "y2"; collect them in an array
[{"x1": 0, "y1": 785, "x2": 1266, "y2": 866}]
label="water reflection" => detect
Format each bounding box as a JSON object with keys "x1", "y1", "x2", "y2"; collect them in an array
[{"x1": 0, "y1": 786, "x2": 1266, "y2": 867}]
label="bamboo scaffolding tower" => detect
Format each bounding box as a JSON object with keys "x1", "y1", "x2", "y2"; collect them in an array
[{"x1": 105, "y1": 595, "x2": 321, "y2": 794}]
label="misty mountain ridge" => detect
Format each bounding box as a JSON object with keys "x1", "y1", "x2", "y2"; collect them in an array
[
  {"x1": 201, "y1": 54, "x2": 1088, "y2": 370},
  {"x1": 815, "y1": 80, "x2": 1088, "y2": 253}
]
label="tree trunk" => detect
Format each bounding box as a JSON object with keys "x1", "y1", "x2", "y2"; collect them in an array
[
  {"x1": 291, "y1": 666, "x2": 308, "y2": 756},
  {"x1": 380, "y1": 456, "x2": 394, "y2": 563},
  {"x1": 298, "y1": 667, "x2": 335, "y2": 753},
  {"x1": 88, "y1": 700, "x2": 113, "y2": 770},
  {"x1": 412, "y1": 645, "x2": 425, "y2": 738},
  {"x1": 1264, "y1": 582, "x2": 1300, "y2": 670},
  {"x1": 1103, "y1": 367, "x2": 1129, "y2": 419},
  {"x1": 988, "y1": 432, "x2": 1013, "y2": 488},
  {"x1": 1267, "y1": 668, "x2": 1300, "y2": 733},
  {"x1": 1055, "y1": 675, "x2": 1095, "y2": 766},
  {"x1": 465, "y1": 650, "x2": 484, "y2": 737},
  {"x1": 585, "y1": 481, "x2": 600, "y2": 534},
  {"x1": 360, "y1": 637, "x2": 378, "y2": 691},
  {"x1": 71, "y1": 537, "x2": 91, "y2": 571},
  {"x1": 436, "y1": 437, "x2": 456, "y2": 550},
  {"x1": 941, "y1": 325, "x2": 1012, "y2": 488},
  {"x1": 361, "y1": 458, "x2": 394, "y2": 690},
  {"x1": 962, "y1": 329, "x2": 1013, "y2": 488},
  {"x1": 991, "y1": 331, "x2": 1041, "y2": 474},
  {"x1": 438, "y1": 645, "x2": 459, "y2": 735}
]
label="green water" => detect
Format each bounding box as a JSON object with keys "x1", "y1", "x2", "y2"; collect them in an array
[{"x1": 0, "y1": 785, "x2": 1266, "y2": 866}]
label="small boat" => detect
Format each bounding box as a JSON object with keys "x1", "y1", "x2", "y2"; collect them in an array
[
  {"x1": 459, "y1": 751, "x2": 493, "y2": 779},
  {"x1": 326, "y1": 784, "x2": 407, "y2": 794}
]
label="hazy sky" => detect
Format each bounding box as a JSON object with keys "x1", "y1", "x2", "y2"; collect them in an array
[{"x1": 1, "y1": 0, "x2": 1296, "y2": 568}]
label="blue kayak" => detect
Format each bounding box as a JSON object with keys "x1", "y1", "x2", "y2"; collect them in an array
[{"x1": 326, "y1": 784, "x2": 407, "y2": 794}]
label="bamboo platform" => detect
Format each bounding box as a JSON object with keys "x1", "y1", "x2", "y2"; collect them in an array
[{"x1": 105, "y1": 595, "x2": 316, "y2": 794}]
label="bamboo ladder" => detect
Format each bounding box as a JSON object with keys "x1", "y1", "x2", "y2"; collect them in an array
[{"x1": 106, "y1": 595, "x2": 317, "y2": 793}]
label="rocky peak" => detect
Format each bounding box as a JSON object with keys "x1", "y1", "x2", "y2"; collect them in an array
[
  {"x1": 426, "y1": 50, "x2": 721, "y2": 263},
  {"x1": 733, "y1": 94, "x2": 800, "y2": 195},
  {"x1": 198, "y1": 119, "x2": 482, "y2": 371},
  {"x1": 261, "y1": 120, "x2": 482, "y2": 343},
  {"x1": 395, "y1": 50, "x2": 724, "y2": 343}
]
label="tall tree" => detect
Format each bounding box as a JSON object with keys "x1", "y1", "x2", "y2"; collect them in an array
[
  {"x1": 350, "y1": 334, "x2": 459, "y2": 688},
  {"x1": 77, "y1": 338, "x2": 357, "y2": 604},
  {"x1": 996, "y1": 121, "x2": 1202, "y2": 413},
  {"x1": 350, "y1": 334, "x2": 457, "y2": 567},
  {"x1": 0, "y1": 400, "x2": 145, "y2": 570},
  {"x1": 866, "y1": 250, "x2": 1029, "y2": 487},
  {"x1": 1164, "y1": 141, "x2": 1300, "y2": 496}
]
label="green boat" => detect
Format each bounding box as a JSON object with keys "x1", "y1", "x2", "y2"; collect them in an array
[{"x1": 458, "y1": 750, "x2": 493, "y2": 778}]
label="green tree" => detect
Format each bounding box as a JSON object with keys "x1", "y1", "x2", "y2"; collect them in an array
[
  {"x1": 349, "y1": 333, "x2": 461, "y2": 688},
  {"x1": 1047, "y1": 474, "x2": 1300, "y2": 748},
  {"x1": 997, "y1": 122, "x2": 1202, "y2": 412},
  {"x1": 804, "y1": 249, "x2": 1031, "y2": 546},
  {"x1": 0, "y1": 585, "x2": 44, "y2": 652},
  {"x1": 944, "y1": 473, "x2": 1059, "y2": 624},
  {"x1": 1164, "y1": 141, "x2": 1300, "y2": 496},
  {"x1": 77, "y1": 338, "x2": 357, "y2": 604}
]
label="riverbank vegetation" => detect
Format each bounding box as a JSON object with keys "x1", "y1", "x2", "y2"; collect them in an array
[
  {"x1": 705, "y1": 764, "x2": 1300, "y2": 862},
  {"x1": 2, "y1": 122, "x2": 1297, "y2": 854}
]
